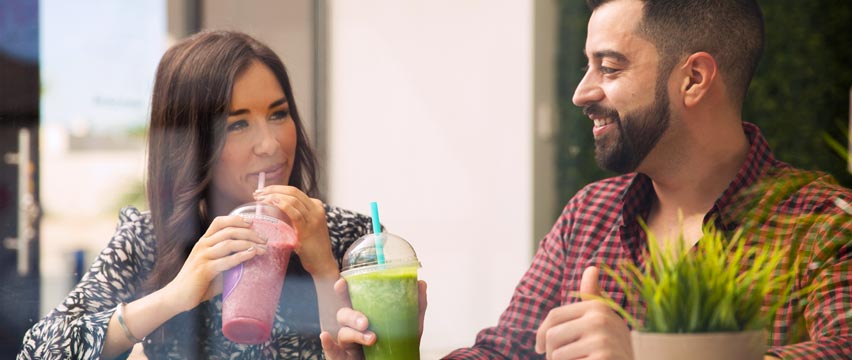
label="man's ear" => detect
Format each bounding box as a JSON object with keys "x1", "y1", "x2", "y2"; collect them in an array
[{"x1": 678, "y1": 52, "x2": 717, "y2": 108}]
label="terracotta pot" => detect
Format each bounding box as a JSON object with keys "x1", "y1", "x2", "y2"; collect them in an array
[{"x1": 631, "y1": 330, "x2": 768, "y2": 360}]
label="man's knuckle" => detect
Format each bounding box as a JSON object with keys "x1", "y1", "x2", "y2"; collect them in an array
[{"x1": 586, "y1": 311, "x2": 608, "y2": 327}]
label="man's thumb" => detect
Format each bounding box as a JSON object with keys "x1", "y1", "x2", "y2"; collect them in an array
[{"x1": 579, "y1": 266, "x2": 602, "y2": 299}]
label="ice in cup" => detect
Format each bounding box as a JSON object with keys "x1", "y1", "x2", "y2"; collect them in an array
[
  {"x1": 222, "y1": 202, "x2": 296, "y2": 344},
  {"x1": 341, "y1": 232, "x2": 422, "y2": 360}
]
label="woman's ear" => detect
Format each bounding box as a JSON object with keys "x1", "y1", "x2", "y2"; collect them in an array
[{"x1": 678, "y1": 52, "x2": 718, "y2": 108}]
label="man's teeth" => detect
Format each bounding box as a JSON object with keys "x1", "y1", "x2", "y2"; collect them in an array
[{"x1": 594, "y1": 118, "x2": 614, "y2": 127}]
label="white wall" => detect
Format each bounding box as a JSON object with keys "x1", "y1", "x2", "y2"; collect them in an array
[
  {"x1": 202, "y1": 0, "x2": 317, "y2": 137},
  {"x1": 326, "y1": 0, "x2": 536, "y2": 356}
]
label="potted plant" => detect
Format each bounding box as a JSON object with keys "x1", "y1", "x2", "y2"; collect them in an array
[
  {"x1": 597, "y1": 162, "x2": 852, "y2": 360},
  {"x1": 598, "y1": 196, "x2": 840, "y2": 360}
]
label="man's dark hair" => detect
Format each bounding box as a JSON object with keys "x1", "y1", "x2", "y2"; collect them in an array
[{"x1": 588, "y1": 0, "x2": 764, "y2": 108}]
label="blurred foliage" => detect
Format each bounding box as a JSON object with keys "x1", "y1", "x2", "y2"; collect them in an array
[
  {"x1": 126, "y1": 124, "x2": 149, "y2": 139},
  {"x1": 556, "y1": 0, "x2": 852, "y2": 208},
  {"x1": 556, "y1": 0, "x2": 607, "y2": 205},
  {"x1": 113, "y1": 179, "x2": 148, "y2": 214},
  {"x1": 747, "y1": 0, "x2": 852, "y2": 187},
  {"x1": 112, "y1": 126, "x2": 149, "y2": 213}
]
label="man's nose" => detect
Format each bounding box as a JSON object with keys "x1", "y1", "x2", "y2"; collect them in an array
[{"x1": 572, "y1": 71, "x2": 603, "y2": 107}]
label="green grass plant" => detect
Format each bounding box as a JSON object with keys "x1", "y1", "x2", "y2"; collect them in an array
[{"x1": 602, "y1": 220, "x2": 806, "y2": 334}]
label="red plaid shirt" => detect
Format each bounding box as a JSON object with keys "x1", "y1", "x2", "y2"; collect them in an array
[{"x1": 444, "y1": 122, "x2": 852, "y2": 359}]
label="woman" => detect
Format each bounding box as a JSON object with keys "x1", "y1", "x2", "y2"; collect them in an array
[{"x1": 19, "y1": 30, "x2": 373, "y2": 359}]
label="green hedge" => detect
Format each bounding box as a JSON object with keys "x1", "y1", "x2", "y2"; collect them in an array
[{"x1": 556, "y1": 0, "x2": 852, "y2": 209}]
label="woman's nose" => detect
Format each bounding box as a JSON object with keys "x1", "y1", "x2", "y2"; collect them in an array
[{"x1": 253, "y1": 123, "x2": 279, "y2": 156}]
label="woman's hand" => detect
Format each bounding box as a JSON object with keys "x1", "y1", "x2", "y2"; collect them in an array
[
  {"x1": 254, "y1": 185, "x2": 337, "y2": 276},
  {"x1": 162, "y1": 215, "x2": 267, "y2": 313},
  {"x1": 319, "y1": 278, "x2": 428, "y2": 360}
]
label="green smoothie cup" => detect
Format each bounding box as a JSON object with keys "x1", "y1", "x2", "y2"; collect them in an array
[{"x1": 341, "y1": 232, "x2": 421, "y2": 360}]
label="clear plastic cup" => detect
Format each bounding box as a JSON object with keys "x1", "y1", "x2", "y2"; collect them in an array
[
  {"x1": 222, "y1": 202, "x2": 296, "y2": 344},
  {"x1": 341, "y1": 232, "x2": 421, "y2": 360}
]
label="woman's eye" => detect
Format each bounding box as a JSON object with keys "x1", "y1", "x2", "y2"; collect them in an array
[
  {"x1": 270, "y1": 110, "x2": 290, "y2": 121},
  {"x1": 227, "y1": 120, "x2": 248, "y2": 132}
]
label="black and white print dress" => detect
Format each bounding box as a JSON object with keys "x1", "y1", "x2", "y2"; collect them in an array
[{"x1": 18, "y1": 204, "x2": 374, "y2": 360}]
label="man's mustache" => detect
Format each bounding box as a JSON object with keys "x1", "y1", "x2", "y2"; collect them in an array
[{"x1": 583, "y1": 104, "x2": 619, "y2": 119}]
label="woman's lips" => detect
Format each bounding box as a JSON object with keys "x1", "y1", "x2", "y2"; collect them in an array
[{"x1": 254, "y1": 164, "x2": 285, "y2": 184}]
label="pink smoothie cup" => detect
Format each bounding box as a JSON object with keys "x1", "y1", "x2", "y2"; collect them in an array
[{"x1": 222, "y1": 202, "x2": 296, "y2": 344}]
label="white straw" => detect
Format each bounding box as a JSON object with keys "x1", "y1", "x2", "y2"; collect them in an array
[{"x1": 256, "y1": 172, "x2": 266, "y2": 217}]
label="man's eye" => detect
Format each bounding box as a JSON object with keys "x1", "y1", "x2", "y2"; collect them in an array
[
  {"x1": 227, "y1": 120, "x2": 248, "y2": 132},
  {"x1": 600, "y1": 66, "x2": 618, "y2": 75}
]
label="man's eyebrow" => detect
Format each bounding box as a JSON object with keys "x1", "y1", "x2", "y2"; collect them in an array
[
  {"x1": 591, "y1": 50, "x2": 629, "y2": 64},
  {"x1": 228, "y1": 97, "x2": 288, "y2": 116}
]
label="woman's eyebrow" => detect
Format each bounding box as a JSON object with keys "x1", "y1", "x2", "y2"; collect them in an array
[
  {"x1": 269, "y1": 98, "x2": 287, "y2": 109},
  {"x1": 228, "y1": 98, "x2": 288, "y2": 116}
]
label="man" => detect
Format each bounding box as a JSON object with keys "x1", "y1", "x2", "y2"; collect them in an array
[{"x1": 322, "y1": 0, "x2": 852, "y2": 358}]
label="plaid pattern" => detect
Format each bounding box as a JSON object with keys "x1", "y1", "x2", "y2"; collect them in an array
[{"x1": 444, "y1": 122, "x2": 852, "y2": 360}]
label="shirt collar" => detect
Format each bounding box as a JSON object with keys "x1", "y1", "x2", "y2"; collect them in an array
[{"x1": 618, "y1": 122, "x2": 778, "y2": 229}]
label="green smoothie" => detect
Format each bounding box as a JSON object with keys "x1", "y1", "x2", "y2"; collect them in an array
[{"x1": 345, "y1": 266, "x2": 420, "y2": 360}]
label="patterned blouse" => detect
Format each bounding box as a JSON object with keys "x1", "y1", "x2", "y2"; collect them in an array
[{"x1": 18, "y1": 204, "x2": 373, "y2": 360}]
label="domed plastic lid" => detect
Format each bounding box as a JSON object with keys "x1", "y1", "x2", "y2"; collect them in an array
[
  {"x1": 341, "y1": 232, "x2": 421, "y2": 277},
  {"x1": 230, "y1": 201, "x2": 289, "y2": 223}
]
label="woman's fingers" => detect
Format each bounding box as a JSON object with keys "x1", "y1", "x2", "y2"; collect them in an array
[
  {"x1": 207, "y1": 246, "x2": 262, "y2": 273},
  {"x1": 258, "y1": 193, "x2": 310, "y2": 224},
  {"x1": 257, "y1": 185, "x2": 313, "y2": 204},
  {"x1": 207, "y1": 239, "x2": 267, "y2": 259},
  {"x1": 254, "y1": 185, "x2": 323, "y2": 226},
  {"x1": 200, "y1": 226, "x2": 265, "y2": 248},
  {"x1": 202, "y1": 215, "x2": 252, "y2": 238}
]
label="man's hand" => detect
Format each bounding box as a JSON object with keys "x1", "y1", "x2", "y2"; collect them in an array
[{"x1": 535, "y1": 266, "x2": 633, "y2": 360}]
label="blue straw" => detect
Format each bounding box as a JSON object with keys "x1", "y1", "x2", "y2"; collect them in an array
[{"x1": 370, "y1": 202, "x2": 386, "y2": 265}]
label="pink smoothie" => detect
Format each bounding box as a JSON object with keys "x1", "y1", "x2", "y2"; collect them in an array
[{"x1": 222, "y1": 215, "x2": 296, "y2": 344}]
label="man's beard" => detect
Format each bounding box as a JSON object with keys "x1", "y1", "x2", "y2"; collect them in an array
[{"x1": 585, "y1": 85, "x2": 671, "y2": 174}]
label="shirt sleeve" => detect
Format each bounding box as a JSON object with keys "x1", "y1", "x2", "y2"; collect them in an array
[
  {"x1": 443, "y1": 207, "x2": 574, "y2": 359},
  {"x1": 324, "y1": 205, "x2": 373, "y2": 268},
  {"x1": 17, "y1": 207, "x2": 155, "y2": 360},
  {"x1": 766, "y1": 208, "x2": 852, "y2": 359}
]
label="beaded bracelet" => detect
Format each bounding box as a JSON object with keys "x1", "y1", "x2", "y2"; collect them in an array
[{"x1": 115, "y1": 302, "x2": 144, "y2": 343}]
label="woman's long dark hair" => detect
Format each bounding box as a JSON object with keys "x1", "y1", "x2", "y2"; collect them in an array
[{"x1": 142, "y1": 31, "x2": 319, "y2": 344}]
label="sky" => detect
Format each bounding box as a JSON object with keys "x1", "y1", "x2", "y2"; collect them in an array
[{"x1": 39, "y1": 0, "x2": 166, "y2": 134}]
